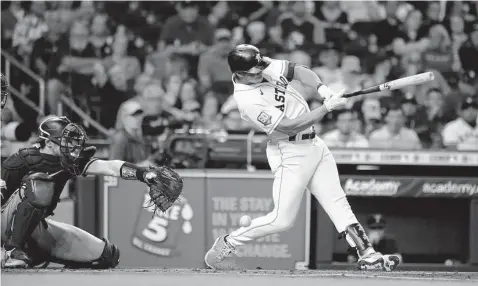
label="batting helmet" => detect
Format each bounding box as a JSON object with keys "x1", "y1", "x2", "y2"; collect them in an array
[
  {"x1": 39, "y1": 116, "x2": 88, "y2": 175},
  {"x1": 228, "y1": 44, "x2": 268, "y2": 74},
  {"x1": 1, "y1": 73, "x2": 9, "y2": 109}
]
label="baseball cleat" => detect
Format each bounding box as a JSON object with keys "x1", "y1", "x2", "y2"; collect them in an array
[
  {"x1": 204, "y1": 235, "x2": 238, "y2": 270},
  {"x1": 382, "y1": 254, "x2": 401, "y2": 271},
  {"x1": 357, "y1": 252, "x2": 384, "y2": 271},
  {"x1": 3, "y1": 248, "x2": 31, "y2": 268}
]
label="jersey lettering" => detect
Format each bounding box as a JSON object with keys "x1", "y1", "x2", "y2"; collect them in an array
[
  {"x1": 274, "y1": 87, "x2": 285, "y2": 103},
  {"x1": 276, "y1": 104, "x2": 285, "y2": 111},
  {"x1": 276, "y1": 76, "x2": 288, "y2": 89}
]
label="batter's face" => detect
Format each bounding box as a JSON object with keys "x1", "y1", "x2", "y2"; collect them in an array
[{"x1": 236, "y1": 71, "x2": 264, "y2": 84}]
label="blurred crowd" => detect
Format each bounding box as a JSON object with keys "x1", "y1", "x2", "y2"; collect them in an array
[{"x1": 1, "y1": 1, "x2": 478, "y2": 163}]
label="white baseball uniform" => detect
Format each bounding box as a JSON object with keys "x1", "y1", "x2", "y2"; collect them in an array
[{"x1": 227, "y1": 58, "x2": 359, "y2": 246}]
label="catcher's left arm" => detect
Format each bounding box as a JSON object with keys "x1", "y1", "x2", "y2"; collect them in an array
[{"x1": 85, "y1": 160, "x2": 183, "y2": 212}]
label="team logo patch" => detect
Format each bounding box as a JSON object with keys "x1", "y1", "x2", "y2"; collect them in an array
[{"x1": 257, "y1": 111, "x2": 272, "y2": 126}]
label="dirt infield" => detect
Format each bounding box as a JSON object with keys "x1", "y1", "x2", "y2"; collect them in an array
[{"x1": 2, "y1": 269, "x2": 478, "y2": 286}]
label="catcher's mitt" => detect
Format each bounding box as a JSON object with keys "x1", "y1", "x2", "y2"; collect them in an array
[{"x1": 144, "y1": 166, "x2": 184, "y2": 213}]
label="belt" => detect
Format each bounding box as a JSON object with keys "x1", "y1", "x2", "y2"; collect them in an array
[{"x1": 289, "y1": 132, "x2": 316, "y2": 142}]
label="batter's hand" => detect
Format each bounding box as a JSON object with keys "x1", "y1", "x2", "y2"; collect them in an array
[{"x1": 324, "y1": 89, "x2": 347, "y2": 112}]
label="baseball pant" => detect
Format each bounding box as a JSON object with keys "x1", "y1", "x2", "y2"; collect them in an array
[
  {"x1": 1, "y1": 189, "x2": 105, "y2": 265},
  {"x1": 228, "y1": 137, "x2": 358, "y2": 246}
]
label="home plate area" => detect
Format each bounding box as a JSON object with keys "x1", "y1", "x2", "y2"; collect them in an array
[{"x1": 2, "y1": 269, "x2": 478, "y2": 286}]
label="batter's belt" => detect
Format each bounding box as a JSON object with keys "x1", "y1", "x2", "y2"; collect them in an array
[{"x1": 289, "y1": 132, "x2": 316, "y2": 142}]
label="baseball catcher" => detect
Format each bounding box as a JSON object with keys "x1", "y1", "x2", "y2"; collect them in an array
[{"x1": 1, "y1": 115, "x2": 183, "y2": 268}]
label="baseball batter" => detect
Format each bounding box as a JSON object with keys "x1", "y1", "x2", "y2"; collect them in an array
[{"x1": 204, "y1": 45, "x2": 401, "y2": 271}]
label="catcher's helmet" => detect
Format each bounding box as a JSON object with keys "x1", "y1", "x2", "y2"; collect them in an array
[
  {"x1": 1, "y1": 73, "x2": 9, "y2": 109},
  {"x1": 228, "y1": 44, "x2": 267, "y2": 74},
  {"x1": 39, "y1": 116, "x2": 88, "y2": 175}
]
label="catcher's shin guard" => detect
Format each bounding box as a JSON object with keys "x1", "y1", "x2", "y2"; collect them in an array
[
  {"x1": 5, "y1": 173, "x2": 55, "y2": 251},
  {"x1": 60, "y1": 238, "x2": 120, "y2": 269},
  {"x1": 339, "y1": 223, "x2": 374, "y2": 257}
]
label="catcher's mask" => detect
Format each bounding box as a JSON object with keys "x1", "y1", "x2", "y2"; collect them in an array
[
  {"x1": 1, "y1": 73, "x2": 9, "y2": 109},
  {"x1": 39, "y1": 116, "x2": 88, "y2": 175}
]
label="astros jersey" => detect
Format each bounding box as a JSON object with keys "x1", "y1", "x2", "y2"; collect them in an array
[{"x1": 233, "y1": 58, "x2": 312, "y2": 140}]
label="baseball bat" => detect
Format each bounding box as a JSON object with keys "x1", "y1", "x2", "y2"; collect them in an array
[{"x1": 343, "y1": 72, "x2": 435, "y2": 98}]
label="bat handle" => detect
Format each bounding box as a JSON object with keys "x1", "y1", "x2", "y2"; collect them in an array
[{"x1": 343, "y1": 91, "x2": 361, "y2": 98}]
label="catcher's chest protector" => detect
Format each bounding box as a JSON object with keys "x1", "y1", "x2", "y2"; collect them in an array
[{"x1": 1, "y1": 148, "x2": 72, "y2": 213}]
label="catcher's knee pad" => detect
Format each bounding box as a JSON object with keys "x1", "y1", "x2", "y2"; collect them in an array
[
  {"x1": 62, "y1": 238, "x2": 120, "y2": 269},
  {"x1": 5, "y1": 173, "x2": 54, "y2": 250},
  {"x1": 23, "y1": 172, "x2": 56, "y2": 207},
  {"x1": 339, "y1": 223, "x2": 372, "y2": 255}
]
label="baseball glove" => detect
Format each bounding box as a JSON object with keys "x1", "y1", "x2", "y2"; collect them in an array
[{"x1": 145, "y1": 166, "x2": 184, "y2": 213}]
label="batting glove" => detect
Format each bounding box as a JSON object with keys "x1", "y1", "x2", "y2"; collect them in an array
[{"x1": 324, "y1": 89, "x2": 347, "y2": 112}]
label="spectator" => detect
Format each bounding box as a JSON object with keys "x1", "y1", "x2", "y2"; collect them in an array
[
  {"x1": 11, "y1": 1, "x2": 48, "y2": 63},
  {"x1": 162, "y1": 74, "x2": 183, "y2": 109},
  {"x1": 1, "y1": 1, "x2": 25, "y2": 49},
  {"x1": 207, "y1": 1, "x2": 241, "y2": 31},
  {"x1": 373, "y1": 1, "x2": 401, "y2": 48},
  {"x1": 54, "y1": 1, "x2": 77, "y2": 32},
  {"x1": 312, "y1": 43, "x2": 342, "y2": 86},
  {"x1": 109, "y1": 84, "x2": 170, "y2": 165},
  {"x1": 392, "y1": 9, "x2": 429, "y2": 56},
  {"x1": 245, "y1": 21, "x2": 281, "y2": 54},
  {"x1": 369, "y1": 56, "x2": 393, "y2": 86},
  {"x1": 448, "y1": 16, "x2": 469, "y2": 70},
  {"x1": 359, "y1": 98, "x2": 383, "y2": 138},
  {"x1": 277, "y1": 1, "x2": 325, "y2": 51},
  {"x1": 114, "y1": 74, "x2": 155, "y2": 132},
  {"x1": 315, "y1": 1, "x2": 349, "y2": 46},
  {"x1": 102, "y1": 28, "x2": 141, "y2": 91},
  {"x1": 441, "y1": 96, "x2": 478, "y2": 151},
  {"x1": 347, "y1": 214, "x2": 400, "y2": 263},
  {"x1": 47, "y1": 21, "x2": 98, "y2": 114},
  {"x1": 422, "y1": 24, "x2": 454, "y2": 74},
  {"x1": 369, "y1": 104, "x2": 422, "y2": 150},
  {"x1": 246, "y1": 21, "x2": 267, "y2": 48},
  {"x1": 400, "y1": 93, "x2": 433, "y2": 148},
  {"x1": 178, "y1": 80, "x2": 201, "y2": 122},
  {"x1": 445, "y1": 1, "x2": 477, "y2": 22},
  {"x1": 329, "y1": 55, "x2": 368, "y2": 103},
  {"x1": 198, "y1": 28, "x2": 234, "y2": 127},
  {"x1": 222, "y1": 108, "x2": 248, "y2": 132},
  {"x1": 89, "y1": 13, "x2": 113, "y2": 58},
  {"x1": 458, "y1": 22, "x2": 478, "y2": 80},
  {"x1": 422, "y1": 88, "x2": 450, "y2": 148},
  {"x1": 323, "y1": 109, "x2": 369, "y2": 148},
  {"x1": 158, "y1": 1, "x2": 213, "y2": 55},
  {"x1": 417, "y1": 1, "x2": 443, "y2": 38},
  {"x1": 341, "y1": 1, "x2": 382, "y2": 24},
  {"x1": 30, "y1": 11, "x2": 63, "y2": 78}
]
